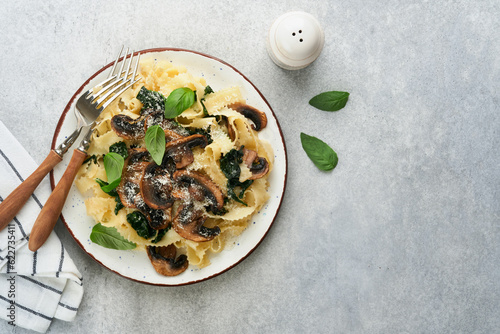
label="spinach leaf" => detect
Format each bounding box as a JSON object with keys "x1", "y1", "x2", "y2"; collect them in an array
[
  {"x1": 201, "y1": 85, "x2": 214, "y2": 116},
  {"x1": 109, "y1": 142, "x2": 128, "y2": 159},
  {"x1": 151, "y1": 224, "x2": 171, "y2": 244},
  {"x1": 114, "y1": 196, "x2": 124, "y2": 215},
  {"x1": 137, "y1": 86, "x2": 166, "y2": 111},
  {"x1": 189, "y1": 126, "x2": 213, "y2": 145},
  {"x1": 127, "y1": 211, "x2": 156, "y2": 239},
  {"x1": 300, "y1": 132, "x2": 338, "y2": 171},
  {"x1": 309, "y1": 91, "x2": 350, "y2": 111},
  {"x1": 204, "y1": 85, "x2": 214, "y2": 95},
  {"x1": 82, "y1": 154, "x2": 98, "y2": 165},
  {"x1": 164, "y1": 87, "x2": 195, "y2": 119},
  {"x1": 220, "y1": 147, "x2": 253, "y2": 206},
  {"x1": 145, "y1": 125, "x2": 166, "y2": 165},
  {"x1": 90, "y1": 223, "x2": 136, "y2": 250}
]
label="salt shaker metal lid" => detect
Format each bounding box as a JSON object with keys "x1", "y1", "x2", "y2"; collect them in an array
[{"x1": 267, "y1": 11, "x2": 325, "y2": 70}]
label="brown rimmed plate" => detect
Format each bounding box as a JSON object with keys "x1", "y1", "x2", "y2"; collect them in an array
[{"x1": 51, "y1": 48, "x2": 287, "y2": 286}]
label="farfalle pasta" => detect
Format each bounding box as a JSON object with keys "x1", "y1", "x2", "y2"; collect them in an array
[{"x1": 75, "y1": 59, "x2": 273, "y2": 275}]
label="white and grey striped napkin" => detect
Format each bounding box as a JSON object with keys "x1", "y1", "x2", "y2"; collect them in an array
[{"x1": 0, "y1": 121, "x2": 84, "y2": 333}]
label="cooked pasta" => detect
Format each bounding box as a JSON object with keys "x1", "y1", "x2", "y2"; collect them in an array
[{"x1": 75, "y1": 58, "x2": 272, "y2": 275}]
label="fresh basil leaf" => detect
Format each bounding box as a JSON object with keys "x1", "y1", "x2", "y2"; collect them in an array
[
  {"x1": 309, "y1": 91, "x2": 350, "y2": 112},
  {"x1": 127, "y1": 211, "x2": 156, "y2": 239},
  {"x1": 109, "y1": 141, "x2": 128, "y2": 159},
  {"x1": 300, "y1": 132, "x2": 338, "y2": 171},
  {"x1": 90, "y1": 223, "x2": 136, "y2": 250},
  {"x1": 137, "y1": 86, "x2": 166, "y2": 111},
  {"x1": 96, "y1": 178, "x2": 120, "y2": 194},
  {"x1": 103, "y1": 152, "x2": 124, "y2": 189},
  {"x1": 144, "y1": 125, "x2": 166, "y2": 165},
  {"x1": 102, "y1": 179, "x2": 120, "y2": 192},
  {"x1": 164, "y1": 87, "x2": 195, "y2": 119}
]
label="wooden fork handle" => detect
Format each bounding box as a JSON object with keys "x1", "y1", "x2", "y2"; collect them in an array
[
  {"x1": 29, "y1": 149, "x2": 87, "y2": 252},
  {"x1": 0, "y1": 150, "x2": 62, "y2": 231}
]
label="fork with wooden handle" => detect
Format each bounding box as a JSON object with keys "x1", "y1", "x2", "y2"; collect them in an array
[
  {"x1": 0, "y1": 47, "x2": 136, "y2": 232},
  {"x1": 28, "y1": 49, "x2": 141, "y2": 252}
]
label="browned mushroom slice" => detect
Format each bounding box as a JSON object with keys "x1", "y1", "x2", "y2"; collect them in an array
[
  {"x1": 116, "y1": 149, "x2": 151, "y2": 208},
  {"x1": 242, "y1": 148, "x2": 269, "y2": 180},
  {"x1": 140, "y1": 162, "x2": 174, "y2": 210},
  {"x1": 165, "y1": 134, "x2": 208, "y2": 169},
  {"x1": 220, "y1": 116, "x2": 236, "y2": 141},
  {"x1": 173, "y1": 170, "x2": 225, "y2": 214},
  {"x1": 147, "y1": 245, "x2": 188, "y2": 276},
  {"x1": 143, "y1": 110, "x2": 189, "y2": 141},
  {"x1": 228, "y1": 103, "x2": 267, "y2": 131},
  {"x1": 110, "y1": 114, "x2": 146, "y2": 139},
  {"x1": 133, "y1": 196, "x2": 171, "y2": 230},
  {"x1": 173, "y1": 204, "x2": 220, "y2": 242}
]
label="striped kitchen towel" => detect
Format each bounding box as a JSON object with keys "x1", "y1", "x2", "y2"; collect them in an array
[{"x1": 0, "y1": 121, "x2": 84, "y2": 333}]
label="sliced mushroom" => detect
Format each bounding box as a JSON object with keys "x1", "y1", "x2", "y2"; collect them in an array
[
  {"x1": 140, "y1": 162, "x2": 174, "y2": 210},
  {"x1": 147, "y1": 245, "x2": 188, "y2": 276},
  {"x1": 110, "y1": 114, "x2": 146, "y2": 139},
  {"x1": 116, "y1": 149, "x2": 151, "y2": 208},
  {"x1": 228, "y1": 103, "x2": 267, "y2": 131},
  {"x1": 165, "y1": 134, "x2": 208, "y2": 169},
  {"x1": 220, "y1": 116, "x2": 236, "y2": 141},
  {"x1": 134, "y1": 196, "x2": 171, "y2": 230},
  {"x1": 143, "y1": 110, "x2": 190, "y2": 141},
  {"x1": 173, "y1": 203, "x2": 220, "y2": 242},
  {"x1": 173, "y1": 170, "x2": 225, "y2": 214},
  {"x1": 242, "y1": 148, "x2": 269, "y2": 180}
]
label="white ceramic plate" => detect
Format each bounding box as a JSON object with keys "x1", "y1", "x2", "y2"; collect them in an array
[{"x1": 51, "y1": 48, "x2": 287, "y2": 286}]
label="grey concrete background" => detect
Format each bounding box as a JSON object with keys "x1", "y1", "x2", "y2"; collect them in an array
[{"x1": 1, "y1": 0, "x2": 499, "y2": 333}]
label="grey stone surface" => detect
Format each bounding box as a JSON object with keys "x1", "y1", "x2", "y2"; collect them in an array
[{"x1": 1, "y1": 0, "x2": 499, "y2": 333}]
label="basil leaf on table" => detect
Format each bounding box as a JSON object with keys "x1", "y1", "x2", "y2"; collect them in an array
[
  {"x1": 309, "y1": 91, "x2": 350, "y2": 112},
  {"x1": 145, "y1": 125, "x2": 166, "y2": 165},
  {"x1": 90, "y1": 223, "x2": 136, "y2": 250},
  {"x1": 164, "y1": 87, "x2": 195, "y2": 119},
  {"x1": 300, "y1": 132, "x2": 338, "y2": 171}
]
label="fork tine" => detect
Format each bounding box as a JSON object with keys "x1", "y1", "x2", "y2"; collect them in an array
[
  {"x1": 84, "y1": 47, "x2": 127, "y2": 96},
  {"x1": 94, "y1": 51, "x2": 141, "y2": 107},
  {"x1": 90, "y1": 49, "x2": 137, "y2": 102},
  {"x1": 101, "y1": 77, "x2": 141, "y2": 110},
  {"x1": 108, "y1": 45, "x2": 124, "y2": 79},
  {"x1": 117, "y1": 47, "x2": 129, "y2": 80},
  {"x1": 122, "y1": 50, "x2": 134, "y2": 83}
]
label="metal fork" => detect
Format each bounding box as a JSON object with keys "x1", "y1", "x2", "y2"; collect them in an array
[
  {"x1": 0, "y1": 47, "x2": 141, "y2": 234},
  {"x1": 28, "y1": 48, "x2": 142, "y2": 251}
]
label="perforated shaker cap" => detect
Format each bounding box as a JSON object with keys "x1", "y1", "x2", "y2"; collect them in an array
[{"x1": 267, "y1": 11, "x2": 324, "y2": 70}]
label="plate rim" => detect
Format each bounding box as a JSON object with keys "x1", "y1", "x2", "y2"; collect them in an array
[{"x1": 50, "y1": 47, "x2": 288, "y2": 286}]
